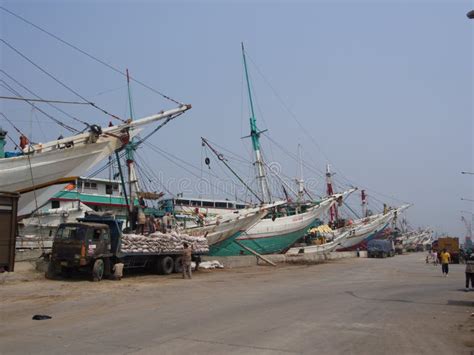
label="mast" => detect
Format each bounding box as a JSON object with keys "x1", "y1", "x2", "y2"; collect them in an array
[
  {"x1": 125, "y1": 69, "x2": 140, "y2": 215},
  {"x1": 241, "y1": 42, "x2": 271, "y2": 203},
  {"x1": 326, "y1": 164, "x2": 337, "y2": 222},
  {"x1": 361, "y1": 189, "x2": 368, "y2": 217},
  {"x1": 296, "y1": 144, "x2": 304, "y2": 203}
]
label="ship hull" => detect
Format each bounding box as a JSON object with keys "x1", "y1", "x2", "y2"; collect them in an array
[{"x1": 210, "y1": 198, "x2": 336, "y2": 256}]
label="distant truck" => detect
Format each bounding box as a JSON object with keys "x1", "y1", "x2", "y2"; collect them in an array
[
  {"x1": 367, "y1": 239, "x2": 395, "y2": 258},
  {"x1": 47, "y1": 215, "x2": 206, "y2": 281},
  {"x1": 432, "y1": 237, "x2": 460, "y2": 264},
  {"x1": 394, "y1": 239, "x2": 404, "y2": 255},
  {"x1": 416, "y1": 244, "x2": 425, "y2": 252}
]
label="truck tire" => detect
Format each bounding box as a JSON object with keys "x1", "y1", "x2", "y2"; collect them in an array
[
  {"x1": 159, "y1": 256, "x2": 174, "y2": 275},
  {"x1": 194, "y1": 256, "x2": 201, "y2": 271},
  {"x1": 92, "y1": 259, "x2": 105, "y2": 281},
  {"x1": 45, "y1": 262, "x2": 59, "y2": 280},
  {"x1": 174, "y1": 256, "x2": 183, "y2": 273},
  {"x1": 61, "y1": 267, "x2": 73, "y2": 278},
  {"x1": 103, "y1": 258, "x2": 111, "y2": 278}
]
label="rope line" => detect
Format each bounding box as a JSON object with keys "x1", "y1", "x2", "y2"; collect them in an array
[
  {"x1": 0, "y1": 6, "x2": 183, "y2": 106},
  {"x1": 0, "y1": 95, "x2": 92, "y2": 105},
  {"x1": 0, "y1": 79, "x2": 79, "y2": 132},
  {"x1": 0, "y1": 38, "x2": 126, "y2": 123},
  {"x1": 0, "y1": 70, "x2": 90, "y2": 128}
]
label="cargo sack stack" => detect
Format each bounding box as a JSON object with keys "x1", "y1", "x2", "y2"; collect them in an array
[{"x1": 121, "y1": 232, "x2": 209, "y2": 254}]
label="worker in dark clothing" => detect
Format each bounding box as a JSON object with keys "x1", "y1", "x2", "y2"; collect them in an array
[{"x1": 465, "y1": 253, "x2": 474, "y2": 291}]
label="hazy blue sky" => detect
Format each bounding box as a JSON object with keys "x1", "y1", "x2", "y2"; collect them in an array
[{"x1": 1, "y1": 0, "x2": 473, "y2": 238}]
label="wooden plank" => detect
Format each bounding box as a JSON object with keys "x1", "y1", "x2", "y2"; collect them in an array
[{"x1": 233, "y1": 240, "x2": 276, "y2": 266}]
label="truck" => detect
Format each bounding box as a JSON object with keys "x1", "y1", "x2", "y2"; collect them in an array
[
  {"x1": 367, "y1": 239, "x2": 395, "y2": 258},
  {"x1": 432, "y1": 237, "x2": 460, "y2": 264},
  {"x1": 394, "y1": 240, "x2": 404, "y2": 255},
  {"x1": 416, "y1": 244, "x2": 425, "y2": 252},
  {"x1": 46, "y1": 214, "x2": 206, "y2": 281}
]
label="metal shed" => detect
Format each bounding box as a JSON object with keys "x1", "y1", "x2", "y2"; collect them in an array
[{"x1": 0, "y1": 191, "x2": 20, "y2": 272}]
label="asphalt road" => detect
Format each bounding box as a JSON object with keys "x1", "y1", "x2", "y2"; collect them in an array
[{"x1": 1, "y1": 253, "x2": 473, "y2": 354}]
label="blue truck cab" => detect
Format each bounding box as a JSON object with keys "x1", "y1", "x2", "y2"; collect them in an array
[{"x1": 367, "y1": 239, "x2": 395, "y2": 258}]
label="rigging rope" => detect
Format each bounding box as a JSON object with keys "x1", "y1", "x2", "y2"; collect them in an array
[
  {"x1": 0, "y1": 79, "x2": 79, "y2": 133},
  {"x1": 87, "y1": 151, "x2": 126, "y2": 178},
  {"x1": 0, "y1": 112, "x2": 28, "y2": 137},
  {"x1": 135, "y1": 113, "x2": 182, "y2": 146},
  {"x1": 0, "y1": 6, "x2": 184, "y2": 106},
  {"x1": 1, "y1": 70, "x2": 90, "y2": 129},
  {"x1": 143, "y1": 142, "x2": 252, "y2": 205},
  {"x1": 134, "y1": 156, "x2": 174, "y2": 197},
  {"x1": 0, "y1": 38, "x2": 126, "y2": 123},
  {"x1": 245, "y1": 53, "x2": 410, "y2": 207},
  {"x1": 0, "y1": 95, "x2": 93, "y2": 105}
]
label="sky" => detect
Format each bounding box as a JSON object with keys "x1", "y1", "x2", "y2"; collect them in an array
[{"x1": 1, "y1": 0, "x2": 473, "y2": 238}]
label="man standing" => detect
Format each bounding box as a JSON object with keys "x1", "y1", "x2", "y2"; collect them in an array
[
  {"x1": 465, "y1": 253, "x2": 474, "y2": 291},
  {"x1": 440, "y1": 248, "x2": 451, "y2": 277},
  {"x1": 112, "y1": 262, "x2": 124, "y2": 281},
  {"x1": 431, "y1": 250, "x2": 438, "y2": 265},
  {"x1": 182, "y1": 242, "x2": 193, "y2": 279}
]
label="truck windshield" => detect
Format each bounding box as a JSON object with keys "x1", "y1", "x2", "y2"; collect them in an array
[{"x1": 56, "y1": 226, "x2": 89, "y2": 241}]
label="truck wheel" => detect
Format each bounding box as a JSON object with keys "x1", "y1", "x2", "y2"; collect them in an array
[
  {"x1": 174, "y1": 256, "x2": 183, "y2": 273},
  {"x1": 62, "y1": 267, "x2": 73, "y2": 278},
  {"x1": 45, "y1": 262, "x2": 58, "y2": 279},
  {"x1": 159, "y1": 256, "x2": 174, "y2": 275},
  {"x1": 103, "y1": 258, "x2": 111, "y2": 278},
  {"x1": 92, "y1": 259, "x2": 105, "y2": 281},
  {"x1": 194, "y1": 256, "x2": 201, "y2": 272}
]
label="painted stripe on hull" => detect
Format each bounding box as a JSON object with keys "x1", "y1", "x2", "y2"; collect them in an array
[{"x1": 209, "y1": 226, "x2": 309, "y2": 256}]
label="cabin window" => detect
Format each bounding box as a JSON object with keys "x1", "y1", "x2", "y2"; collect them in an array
[
  {"x1": 92, "y1": 229, "x2": 102, "y2": 241},
  {"x1": 84, "y1": 182, "x2": 97, "y2": 190},
  {"x1": 113, "y1": 184, "x2": 119, "y2": 191},
  {"x1": 51, "y1": 200, "x2": 60, "y2": 209},
  {"x1": 215, "y1": 202, "x2": 227, "y2": 208},
  {"x1": 175, "y1": 199, "x2": 189, "y2": 206},
  {"x1": 191, "y1": 200, "x2": 202, "y2": 207},
  {"x1": 236, "y1": 204, "x2": 246, "y2": 209},
  {"x1": 202, "y1": 201, "x2": 214, "y2": 207},
  {"x1": 77, "y1": 181, "x2": 83, "y2": 189},
  {"x1": 105, "y1": 184, "x2": 113, "y2": 195}
]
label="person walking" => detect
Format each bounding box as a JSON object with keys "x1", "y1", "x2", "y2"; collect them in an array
[
  {"x1": 182, "y1": 242, "x2": 193, "y2": 279},
  {"x1": 440, "y1": 249, "x2": 451, "y2": 277},
  {"x1": 431, "y1": 250, "x2": 438, "y2": 265},
  {"x1": 465, "y1": 253, "x2": 474, "y2": 291}
]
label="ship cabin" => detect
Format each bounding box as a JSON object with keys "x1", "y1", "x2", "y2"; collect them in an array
[{"x1": 158, "y1": 197, "x2": 249, "y2": 218}]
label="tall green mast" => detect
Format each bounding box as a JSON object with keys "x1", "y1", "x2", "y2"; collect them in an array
[
  {"x1": 125, "y1": 68, "x2": 139, "y2": 214},
  {"x1": 241, "y1": 43, "x2": 271, "y2": 203}
]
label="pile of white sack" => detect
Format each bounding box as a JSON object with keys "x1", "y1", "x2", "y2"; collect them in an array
[
  {"x1": 121, "y1": 232, "x2": 209, "y2": 254},
  {"x1": 198, "y1": 260, "x2": 224, "y2": 269}
]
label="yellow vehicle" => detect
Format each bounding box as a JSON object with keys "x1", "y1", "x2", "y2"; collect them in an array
[{"x1": 433, "y1": 237, "x2": 460, "y2": 264}]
